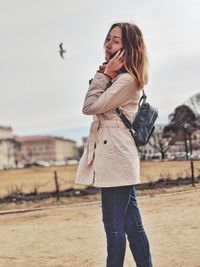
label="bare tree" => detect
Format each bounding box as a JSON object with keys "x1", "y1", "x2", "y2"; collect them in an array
[
  {"x1": 164, "y1": 104, "x2": 198, "y2": 159},
  {"x1": 77, "y1": 145, "x2": 84, "y2": 157},
  {"x1": 184, "y1": 92, "x2": 200, "y2": 118},
  {"x1": 149, "y1": 127, "x2": 174, "y2": 159}
]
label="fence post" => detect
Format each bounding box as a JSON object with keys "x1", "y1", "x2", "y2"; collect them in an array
[
  {"x1": 54, "y1": 171, "x2": 60, "y2": 201},
  {"x1": 190, "y1": 160, "x2": 195, "y2": 186}
]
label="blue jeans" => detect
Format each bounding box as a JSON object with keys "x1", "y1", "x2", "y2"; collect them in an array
[{"x1": 101, "y1": 185, "x2": 153, "y2": 267}]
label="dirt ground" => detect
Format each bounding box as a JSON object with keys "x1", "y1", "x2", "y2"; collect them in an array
[{"x1": 0, "y1": 188, "x2": 200, "y2": 267}]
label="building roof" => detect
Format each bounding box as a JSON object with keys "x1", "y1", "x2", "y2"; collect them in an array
[
  {"x1": 0, "y1": 125, "x2": 13, "y2": 131},
  {"x1": 15, "y1": 135, "x2": 76, "y2": 143}
]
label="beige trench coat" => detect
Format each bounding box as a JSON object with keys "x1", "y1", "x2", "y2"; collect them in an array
[{"x1": 75, "y1": 72, "x2": 141, "y2": 187}]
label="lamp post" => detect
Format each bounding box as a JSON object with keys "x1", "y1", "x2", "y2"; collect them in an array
[{"x1": 183, "y1": 123, "x2": 195, "y2": 186}]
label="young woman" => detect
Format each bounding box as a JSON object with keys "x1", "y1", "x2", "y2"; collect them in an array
[{"x1": 75, "y1": 22, "x2": 153, "y2": 267}]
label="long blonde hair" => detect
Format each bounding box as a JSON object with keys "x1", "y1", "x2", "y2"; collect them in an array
[{"x1": 105, "y1": 22, "x2": 148, "y2": 89}]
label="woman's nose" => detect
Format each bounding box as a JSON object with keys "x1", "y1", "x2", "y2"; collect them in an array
[
  {"x1": 105, "y1": 40, "x2": 112, "y2": 49},
  {"x1": 105, "y1": 40, "x2": 112, "y2": 50}
]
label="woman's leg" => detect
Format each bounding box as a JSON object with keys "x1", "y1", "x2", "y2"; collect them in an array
[
  {"x1": 101, "y1": 186, "x2": 132, "y2": 267},
  {"x1": 125, "y1": 186, "x2": 153, "y2": 267}
]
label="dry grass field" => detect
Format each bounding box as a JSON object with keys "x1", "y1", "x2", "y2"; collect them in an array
[{"x1": 0, "y1": 160, "x2": 199, "y2": 198}]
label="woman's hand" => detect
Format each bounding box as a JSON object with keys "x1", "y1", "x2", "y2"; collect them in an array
[{"x1": 104, "y1": 49, "x2": 125, "y2": 75}]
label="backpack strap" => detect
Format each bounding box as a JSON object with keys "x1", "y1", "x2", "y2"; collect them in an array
[
  {"x1": 116, "y1": 108, "x2": 136, "y2": 139},
  {"x1": 116, "y1": 90, "x2": 147, "y2": 138},
  {"x1": 139, "y1": 90, "x2": 147, "y2": 106},
  {"x1": 116, "y1": 108, "x2": 132, "y2": 129}
]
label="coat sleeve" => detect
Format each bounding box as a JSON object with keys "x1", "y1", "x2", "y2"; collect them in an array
[{"x1": 82, "y1": 72, "x2": 139, "y2": 115}]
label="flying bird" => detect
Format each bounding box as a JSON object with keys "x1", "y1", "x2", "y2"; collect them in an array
[{"x1": 59, "y1": 43, "x2": 66, "y2": 59}]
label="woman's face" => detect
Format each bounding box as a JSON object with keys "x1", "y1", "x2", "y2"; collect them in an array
[{"x1": 104, "y1": 26, "x2": 123, "y2": 61}]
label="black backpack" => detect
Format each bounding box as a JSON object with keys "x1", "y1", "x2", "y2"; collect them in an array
[{"x1": 116, "y1": 90, "x2": 158, "y2": 146}]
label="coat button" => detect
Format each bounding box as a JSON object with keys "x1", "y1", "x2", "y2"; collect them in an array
[{"x1": 104, "y1": 140, "x2": 107, "y2": 144}]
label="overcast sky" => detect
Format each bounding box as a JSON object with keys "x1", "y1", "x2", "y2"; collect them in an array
[{"x1": 0, "y1": 0, "x2": 199, "y2": 137}]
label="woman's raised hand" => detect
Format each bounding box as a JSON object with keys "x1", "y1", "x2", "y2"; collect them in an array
[{"x1": 104, "y1": 49, "x2": 125, "y2": 75}]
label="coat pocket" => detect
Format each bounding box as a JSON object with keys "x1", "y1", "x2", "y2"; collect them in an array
[{"x1": 97, "y1": 127, "x2": 116, "y2": 154}]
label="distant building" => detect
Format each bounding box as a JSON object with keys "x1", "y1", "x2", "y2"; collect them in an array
[
  {"x1": 15, "y1": 135, "x2": 79, "y2": 164},
  {"x1": 0, "y1": 126, "x2": 16, "y2": 169}
]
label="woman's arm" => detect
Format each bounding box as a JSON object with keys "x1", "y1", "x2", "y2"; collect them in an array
[{"x1": 82, "y1": 72, "x2": 139, "y2": 115}]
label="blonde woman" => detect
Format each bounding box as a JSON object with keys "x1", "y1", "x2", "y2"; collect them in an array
[{"x1": 76, "y1": 22, "x2": 153, "y2": 267}]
